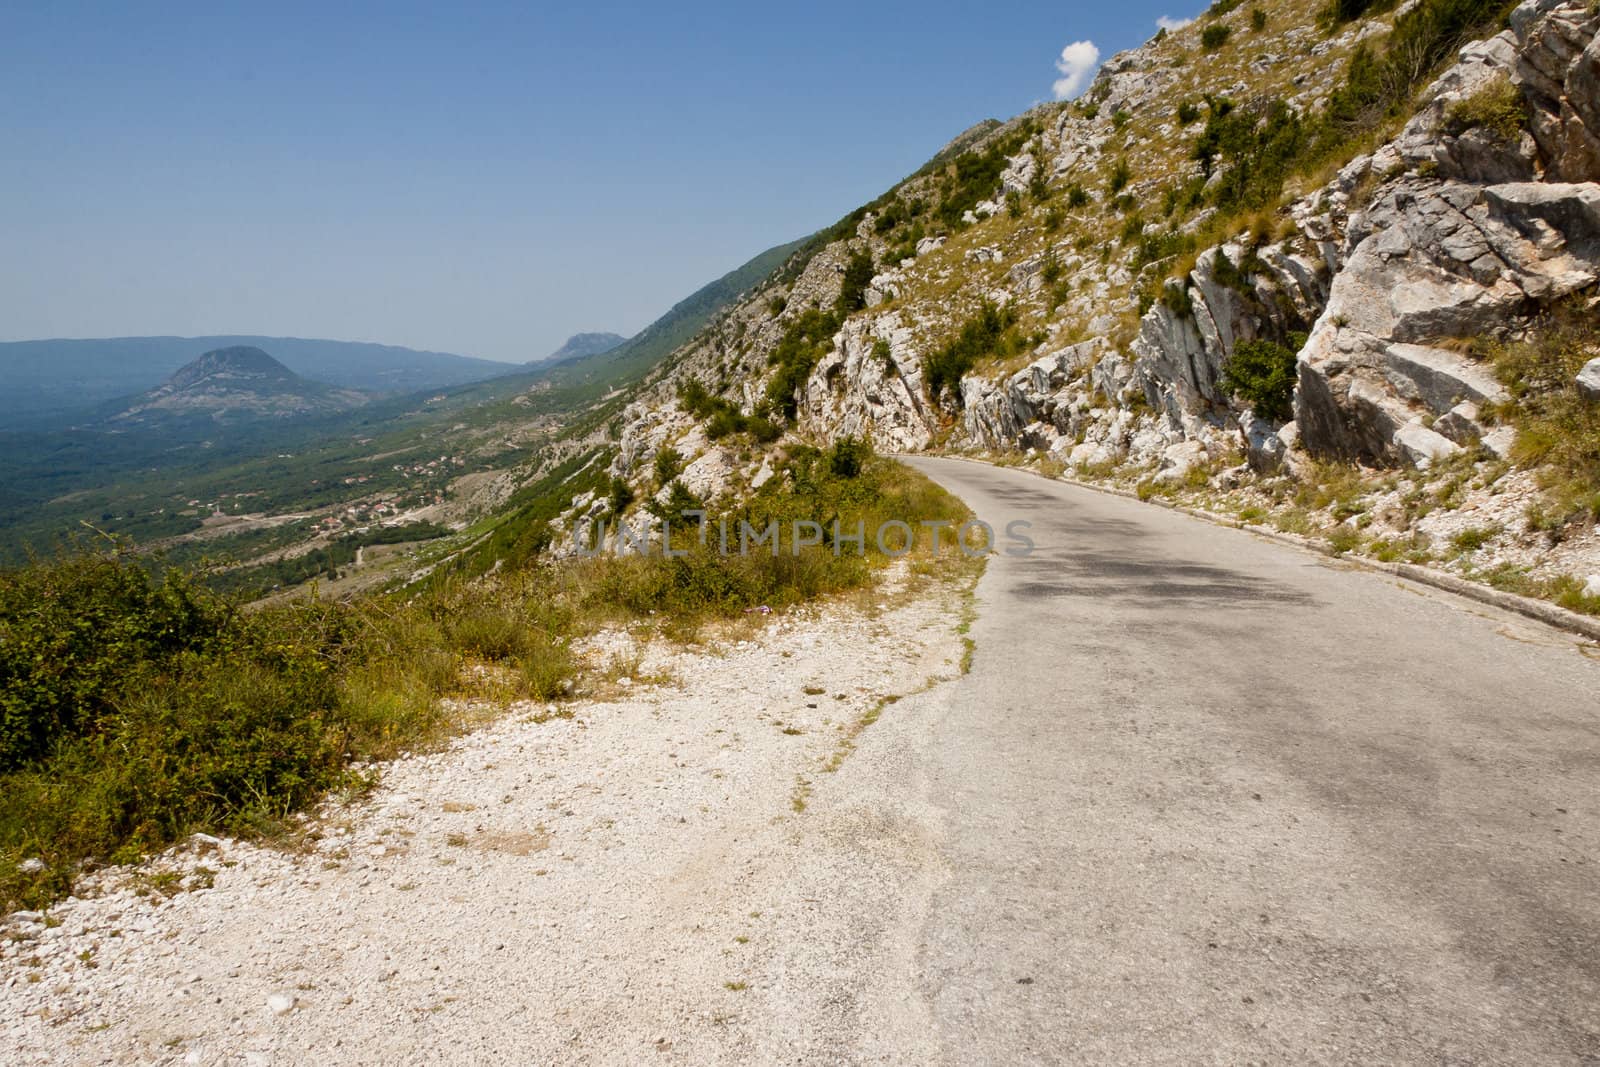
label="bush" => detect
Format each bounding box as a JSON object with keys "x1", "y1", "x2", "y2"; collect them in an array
[
  {"x1": 835, "y1": 247, "x2": 876, "y2": 315},
  {"x1": 654, "y1": 447, "x2": 684, "y2": 489},
  {"x1": 1486, "y1": 299, "x2": 1600, "y2": 527},
  {"x1": 765, "y1": 308, "x2": 841, "y2": 418},
  {"x1": 1445, "y1": 74, "x2": 1525, "y2": 141},
  {"x1": 608, "y1": 476, "x2": 635, "y2": 516},
  {"x1": 1108, "y1": 159, "x2": 1131, "y2": 195},
  {"x1": 1325, "y1": 0, "x2": 1517, "y2": 137},
  {"x1": 828, "y1": 436, "x2": 871, "y2": 479},
  {"x1": 1321, "y1": 0, "x2": 1395, "y2": 23},
  {"x1": 1193, "y1": 97, "x2": 1307, "y2": 212},
  {"x1": 1220, "y1": 338, "x2": 1299, "y2": 422},
  {"x1": 1201, "y1": 24, "x2": 1232, "y2": 50},
  {"x1": 923, "y1": 302, "x2": 1021, "y2": 405}
]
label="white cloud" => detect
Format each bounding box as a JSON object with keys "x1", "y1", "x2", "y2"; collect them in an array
[
  {"x1": 1052, "y1": 40, "x2": 1101, "y2": 100},
  {"x1": 1156, "y1": 15, "x2": 1195, "y2": 32}
]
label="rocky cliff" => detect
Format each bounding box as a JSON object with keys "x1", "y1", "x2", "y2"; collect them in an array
[{"x1": 574, "y1": 0, "x2": 1600, "y2": 601}]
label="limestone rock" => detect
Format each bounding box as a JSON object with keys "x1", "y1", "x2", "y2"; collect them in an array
[
  {"x1": 1577, "y1": 356, "x2": 1600, "y2": 399},
  {"x1": 1394, "y1": 422, "x2": 1462, "y2": 467}
]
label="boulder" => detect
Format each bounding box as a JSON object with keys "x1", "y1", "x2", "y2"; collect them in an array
[
  {"x1": 1394, "y1": 422, "x2": 1463, "y2": 467},
  {"x1": 1383, "y1": 343, "x2": 1508, "y2": 413},
  {"x1": 1434, "y1": 401, "x2": 1488, "y2": 444},
  {"x1": 1578, "y1": 356, "x2": 1600, "y2": 399}
]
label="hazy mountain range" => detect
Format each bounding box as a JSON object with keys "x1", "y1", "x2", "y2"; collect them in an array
[
  {"x1": 540, "y1": 333, "x2": 628, "y2": 364},
  {"x1": 0, "y1": 335, "x2": 515, "y2": 429},
  {"x1": 101, "y1": 346, "x2": 369, "y2": 426}
]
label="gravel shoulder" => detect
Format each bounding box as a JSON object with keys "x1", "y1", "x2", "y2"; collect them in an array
[{"x1": 3, "y1": 562, "x2": 974, "y2": 1065}]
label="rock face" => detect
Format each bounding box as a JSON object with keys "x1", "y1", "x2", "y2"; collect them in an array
[
  {"x1": 796, "y1": 317, "x2": 936, "y2": 453},
  {"x1": 1291, "y1": 2, "x2": 1600, "y2": 464},
  {"x1": 599, "y1": 0, "x2": 1598, "y2": 524}
]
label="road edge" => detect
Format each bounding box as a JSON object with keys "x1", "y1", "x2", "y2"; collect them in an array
[{"x1": 909, "y1": 454, "x2": 1600, "y2": 645}]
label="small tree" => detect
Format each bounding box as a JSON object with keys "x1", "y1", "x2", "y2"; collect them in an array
[
  {"x1": 835, "y1": 248, "x2": 876, "y2": 315},
  {"x1": 653, "y1": 447, "x2": 684, "y2": 489},
  {"x1": 828, "y1": 436, "x2": 871, "y2": 479},
  {"x1": 1220, "y1": 338, "x2": 1299, "y2": 421}
]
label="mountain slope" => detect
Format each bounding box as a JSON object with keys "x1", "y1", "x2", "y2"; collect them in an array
[
  {"x1": 104, "y1": 345, "x2": 368, "y2": 425},
  {"x1": 590, "y1": 0, "x2": 1600, "y2": 619},
  {"x1": 546, "y1": 237, "x2": 808, "y2": 390},
  {"x1": 540, "y1": 333, "x2": 628, "y2": 364},
  {"x1": 0, "y1": 335, "x2": 513, "y2": 427}
]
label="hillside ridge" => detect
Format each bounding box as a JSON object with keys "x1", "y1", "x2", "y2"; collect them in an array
[{"x1": 573, "y1": 0, "x2": 1600, "y2": 615}]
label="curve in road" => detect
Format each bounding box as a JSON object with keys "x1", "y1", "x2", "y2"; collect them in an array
[{"x1": 894, "y1": 456, "x2": 1599, "y2": 1063}]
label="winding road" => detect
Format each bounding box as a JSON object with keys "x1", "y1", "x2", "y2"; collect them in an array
[
  {"x1": 11, "y1": 458, "x2": 1599, "y2": 1065},
  {"x1": 885, "y1": 456, "x2": 1600, "y2": 1063}
]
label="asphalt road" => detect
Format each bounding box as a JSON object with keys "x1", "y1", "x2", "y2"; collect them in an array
[{"x1": 890, "y1": 456, "x2": 1600, "y2": 1064}]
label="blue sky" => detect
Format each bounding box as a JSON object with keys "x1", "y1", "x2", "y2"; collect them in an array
[{"x1": 0, "y1": 1, "x2": 1200, "y2": 363}]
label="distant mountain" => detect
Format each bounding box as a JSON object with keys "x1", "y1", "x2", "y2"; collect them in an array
[
  {"x1": 541, "y1": 333, "x2": 628, "y2": 365},
  {"x1": 544, "y1": 237, "x2": 808, "y2": 390},
  {"x1": 0, "y1": 335, "x2": 514, "y2": 428},
  {"x1": 104, "y1": 345, "x2": 367, "y2": 425}
]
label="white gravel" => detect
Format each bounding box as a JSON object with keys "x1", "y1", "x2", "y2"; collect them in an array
[{"x1": 2, "y1": 563, "x2": 971, "y2": 1064}]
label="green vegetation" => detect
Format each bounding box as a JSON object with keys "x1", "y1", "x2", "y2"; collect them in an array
[
  {"x1": 1201, "y1": 23, "x2": 1232, "y2": 50},
  {"x1": 679, "y1": 379, "x2": 782, "y2": 441},
  {"x1": 764, "y1": 309, "x2": 843, "y2": 418},
  {"x1": 1221, "y1": 338, "x2": 1301, "y2": 421},
  {"x1": 211, "y1": 522, "x2": 450, "y2": 597},
  {"x1": 1484, "y1": 299, "x2": 1600, "y2": 532},
  {"x1": 1108, "y1": 159, "x2": 1131, "y2": 195},
  {"x1": 1445, "y1": 74, "x2": 1525, "y2": 141},
  {"x1": 835, "y1": 247, "x2": 877, "y2": 315},
  {"x1": 1, "y1": 445, "x2": 971, "y2": 910},
  {"x1": 1320, "y1": 0, "x2": 1396, "y2": 25},
  {"x1": 1325, "y1": 0, "x2": 1518, "y2": 139},
  {"x1": 924, "y1": 302, "x2": 1023, "y2": 405},
  {"x1": 1192, "y1": 96, "x2": 1307, "y2": 213}
]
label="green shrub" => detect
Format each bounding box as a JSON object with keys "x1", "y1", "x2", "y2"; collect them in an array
[
  {"x1": 654, "y1": 447, "x2": 684, "y2": 488},
  {"x1": 1445, "y1": 75, "x2": 1525, "y2": 141},
  {"x1": 1220, "y1": 338, "x2": 1299, "y2": 421},
  {"x1": 923, "y1": 302, "x2": 1021, "y2": 405},
  {"x1": 835, "y1": 247, "x2": 876, "y2": 315},
  {"x1": 1320, "y1": 0, "x2": 1396, "y2": 24},
  {"x1": 765, "y1": 308, "x2": 841, "y2": 418},
  {"x1": 1108, "y1": 159, "x2": 1131, "y2": 195},
  {"x1": 1041, "y1": 247, "x2": 1064, "y2": 286},
  {"x1": 1251, "y1": 8, "x2": 1268, "y2": 30},
  {"x1": 1486, "y1": 299, "x2": 1600, "y2": 528},
  {"x1": 828, "y1": 436, "x2": 871, "y2": 479},
  {"x1": 1201, "y1": 24, "x2": 1232, "y2": 50},
  {"x1": 1193, "y1": 97, "x2": 1307, "y2": 212}
]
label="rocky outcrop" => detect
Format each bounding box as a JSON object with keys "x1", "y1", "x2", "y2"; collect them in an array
[
  {"x1": 796, "y1": 317, "x2": 936, "y2": 452},
  {"x1": 1577, "y1": 356, "x2": 1600, "y2": 399},
  {"x1": 1294, "y1": 2, "x2": 1600, "y2": 465},
  {"x1": 604, "y1": 0, "x2": 1598, "y2": 508}
]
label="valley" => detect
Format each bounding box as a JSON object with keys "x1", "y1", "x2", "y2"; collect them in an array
[{"x1": 4, "y1": 0, "x2": 1600, "y2": 1061}]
